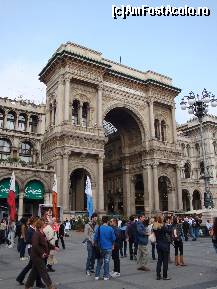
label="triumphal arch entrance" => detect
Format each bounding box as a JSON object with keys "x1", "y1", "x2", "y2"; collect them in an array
[{"x1": 40, "y1": 42, "x2": 182, "y2": 216}]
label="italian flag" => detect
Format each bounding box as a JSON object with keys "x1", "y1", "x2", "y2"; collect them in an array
[
  {"x1": 7, "y1": 171, "x2": 16, "y2": 221},
  {"x1": 52, "y1": 174, "x2": 58, "y2": 221}
]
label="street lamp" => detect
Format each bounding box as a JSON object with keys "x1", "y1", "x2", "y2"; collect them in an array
[{"x1": 180, "y1": 89, "x2": 217, "y2": 209}]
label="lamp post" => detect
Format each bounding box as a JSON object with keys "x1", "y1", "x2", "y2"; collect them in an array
[{"x1": 180, "y1": 89, "x2": 217, "y2": 209}]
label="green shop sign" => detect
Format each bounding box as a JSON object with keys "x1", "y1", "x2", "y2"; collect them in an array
[
  {"x1": 24, "y1": 180, "x2": 44, "y2": 200},
  {"x1": 0, "y1": 178, "x2": 19, "y2": 198}
]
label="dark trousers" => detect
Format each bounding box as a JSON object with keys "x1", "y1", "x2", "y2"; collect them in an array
[
  {"x1": 56, "y1": 236, "x2": 65, "y2": 249},
  {"x1": 151, "y1": 243, "x2": 156, "y2": 259},
  {"x1": 129, "y1": 239, "x2": 137, "y2": 258},
  {"x1": 120, "y1": 240, "x2": 127, "y2": 256},
  {"x1": 156, "y1": 248, "x2": 169, "y2": 278},
  {"x1": 16, "y1": 257, "x2": 42, "y2": 285},
  {"x1": 112, "y1": 247, "x2": 120, "y2": 273},
  {"x1": 86, "y1": 242, "x2": 95, "y2": 271},
  {"x1": 25, "y1": 257, "x2": 52, "y2": 288},
  {"x1": 174, "y1": 240, "x2": 183, "y2": 256},
  {"x1": 19, "y1": 239, "x2": 26, "y2": 258}
]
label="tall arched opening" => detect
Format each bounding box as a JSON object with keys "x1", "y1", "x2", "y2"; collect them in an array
[
  {"x1": 182, "y1": 189, "x2": 190, "y2": 211},
  {"x1": 158, "y1": 176, "x2": 172, "y2": 212},
  {"x1": 192, "y1": 190, "x2": 202, "y2": 210},
  {"x1": 70, "y1": 168, "x2": 91, "y2": 211},
  {"x1": 103, "y1": 106, "x2": 143, "y2": 215}
]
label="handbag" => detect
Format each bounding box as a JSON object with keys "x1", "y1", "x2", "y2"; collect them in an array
[{"x1": 149, "y1": 232, "x2": 156, "y2": 243}]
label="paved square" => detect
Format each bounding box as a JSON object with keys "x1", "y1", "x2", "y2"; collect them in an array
[{"x1": 0, "y1": 232, "x2": 217, "y2": 289}]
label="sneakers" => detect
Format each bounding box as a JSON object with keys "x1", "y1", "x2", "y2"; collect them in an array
[
  {"x1": 86, "y1": 271, "x2": 91, "y2": 276},
  {"x1": 163, "y1": 277, "x2": 171, "y2": 280},
  {"x1": 103, "y1": 277, "x2": 109, "y2": 280},
  {"x1": 111, "y1": 272, "x2": 121, "y2": 278},
  {"x1": 95, "y1": 277, "x2": 99, "y2": 280},
  {"x1": 20, "y1": 257, "x2": 28, "y2": 261}
]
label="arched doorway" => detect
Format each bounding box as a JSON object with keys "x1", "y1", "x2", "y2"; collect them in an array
[
  {"x1": 24, "y1": 180, "x2": 45, "y2": 216},
  {"x1": 192, "y1": 190, "x2": 202, "y2": 210},
  {"x1": 103, "y1": 107, "x2": 143, "y2": 215},
  {"x1": 158, "y1": 176, "x2": 172, "y2": 211},
  {"x1": 182, "y1": 189, "x2": 190, "y2": 211},
  {"x1": 70, "y1": 168, "x2": 90, "y2": 211}
]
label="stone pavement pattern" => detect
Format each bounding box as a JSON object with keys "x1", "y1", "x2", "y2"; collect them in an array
[{"x1": 0, "y1": 232, "x2": 217, "y2": 289}]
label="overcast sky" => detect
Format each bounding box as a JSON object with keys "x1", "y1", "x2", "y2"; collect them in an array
[{"x1": 0, "y1": 0, "x2": 216, "y2": 123}]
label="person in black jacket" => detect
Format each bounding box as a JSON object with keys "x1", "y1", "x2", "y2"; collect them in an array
[
  {"x1": 56, "y1": 221, "x2": 65, "y2": 249},
  {"x1": 16, "y1": 217, "x2": 45, "y2": 288},
  {"x1": 153, "y1": 216, "x2": 171, "y2": 281}
]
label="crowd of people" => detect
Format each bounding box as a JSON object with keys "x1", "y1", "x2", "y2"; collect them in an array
[
  {"x1": 83, "y1": 213, "x2": 216, "y2": 281},
  {"x1": 0, "y1": 212, "x2": 216, "y2": 288}
]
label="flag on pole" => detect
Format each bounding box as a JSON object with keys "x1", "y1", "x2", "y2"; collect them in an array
[
  {"x1": 85, "y1": 176, "x2": 94, "y2": 217},
  {"x1": 52, "y1": 174, "x2": 58, "y2": 221},
  {"x1": 7, "y1": 171, "x2": 16, "y2": 221}
]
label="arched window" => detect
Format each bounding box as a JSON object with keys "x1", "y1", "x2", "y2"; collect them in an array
[
  {"x1": 19, "y1": 142, "x2": 33, "y2": 163},
  {"x1": 7, "y1": 111, "x2": 16, "y2": 130},
  {"x1": 0, "y1": 109, "x2": 4, "y2": 128},
  {"x1": 29, "y1": 115, "x2": 38, "y2": 133},
  {"x1": 72, "y1": 100, "x2": 80, "y2": 125},
  {"x1": 18, "y1": 113, "x2": 27, "y2": 131},
  {"x1": 213, "y1": 142, "x2": 217, "y2": 155},
  {"x1": 200, "y1": 161, "x2": 205, "y2": 175},
  {"x1": 184, "y1": 162, "x2": 191, "y2": 179},
  {"x1": 154, "y1": 119, "x2": 160, "y2": 140},
  {"x1": 186, "y1": 145, "x2": 191, "y2": 157},
  {"x1": 195, "y1": 143, "x2": 200, "y2": 157},
  {"x1": 161, "y1": 120, "x2": 166, "y2": 141},
  {"x1": 0, "y1": 139, "x2": 11, "y2": 159},
  {"x1": 49, "y1": 104, "x2": 52, "y2": 126},
  {"x1": 82, "y1": 102, "x2": 89, "y2": 127}
]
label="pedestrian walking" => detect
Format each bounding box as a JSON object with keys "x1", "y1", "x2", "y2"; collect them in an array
[
  {"x1": 120, "y1": 219, "x2": 127, "y2": 257},
  {"x1": 19, "y1": 217, "x2": 28, "y2": 260},
  {"x1": 25, "y1": 219, "x2": 57, "y2": 289},
  {"x1": 172, "y1": 217, "x2": 186, "y2": 266},
  {"x1": 126, "y1": 215, "x2": 138, "y2": 260},
  {"x1": 153, "y1": 216, "x2": 171, "y2": 280}
]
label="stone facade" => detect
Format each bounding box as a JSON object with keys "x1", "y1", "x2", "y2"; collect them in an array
[
  {"x1": 177, "y1": 116, "x2": 217, "y2": 212},
  {"x1": 39, "y1": 42, "x2": 182, "y2": 216}
]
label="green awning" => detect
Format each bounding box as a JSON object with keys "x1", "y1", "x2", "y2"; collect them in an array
[
  {"x1": 24, "y1": 180, "x2": 44, "y2": 200},
  {"x1": 0, "y1": 178, "x2": 19, "y2": 198}
]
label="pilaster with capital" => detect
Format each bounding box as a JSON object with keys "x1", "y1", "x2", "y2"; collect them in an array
[
  {"x1": 176, "y1": 164, "x2": 183, "y2": 210},
  {"x1": 172, "y1": 104, "x2": 177, "y2": 143},
  {"x1": 97, "y1": 84, "x2": 103, "y2": 128},
  {"x1": 130, "y1": 176, "x2": 136, "y2": 215},
  {"x1": 79, "y1": 102, "x2": 83, "y2": 126},
  {"x1": 143, "y1": 163, "x2": 153, "y2": 213},
  {"x1": 98, "y1": 156, "x2": 104, "y2": 212},
  {"x1": 123, "y1": 166, "x2": 131, "y2": 216},
  {"x1": 56, "y1": 156, "x2": 63, "y2": 206},
  {"x1": 18, "y1": 191, "x2": 24, "y2": 219},
  {"x1": 56, "y1": 76, "x2": 64, "y2": 125},
  {"x1": 148, "y1": 101, "x2": 155, "y2": 140},
  {"x1": 64, "y1": 75, "x2": 71, "y2": 122},
  {"x1": 62, "y1": 153, "x2": 69, "y2": 211},
  {"x1": 153, "y1": 162, "x2": 159, "y2": 211}
]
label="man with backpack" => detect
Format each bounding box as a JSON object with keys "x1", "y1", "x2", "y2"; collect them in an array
[{"x1": 110, "y1": 218, "x2": 121, "y2": 277}]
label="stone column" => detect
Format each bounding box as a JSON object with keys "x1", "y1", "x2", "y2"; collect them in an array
[
  {"x1": 26, "y1": 114, "x2": 30, "y2": 132},
  {"x1": 97, "y1": 84, "x2": 103, "y2": 128},
  {"x1": 176, "y1": 165, "x2": 183, "y2": 210},
  {"x1": 153, "y1": 162, "x2": 159, "y2": 211},
  {"x1": 15, "y1": 113, "x2": 19, "y2": 130},
  {"x1": 148, "y1": 101, "x2": 155, "y2": 140},
  {"x1": 172, "y1": 104, "x2": 177, "y2": 143},
  {"x1": 3, "y1": 110, "x2": 7, "y2": 129},
  {"x1": 130, "y1": 176, "x2": 136, "y2": 215},
  {"x1": 44, "y1": 192, "x2": 50, "y2": 205},
  {"x1": 98, "y1": 156, "x2": 104, "y2": 213},
  {"x1": 189, "y1": 192, "x2": 193, "y2": 211},
  {"x1": 56, "y1": 156, "x2": 63, "y2": 206},
  {"x1": 62, "y1": 154, "x2": 69, "y2": 211},
  {"x1": 18, "y1": 191, "x2": 24, "y2": 219},
  {"x1": 56, "y1": 76, "x2": 64, "y2": 125},
  {"x1": 143, "y1": 163, "x2": 153, "y2": 214},
  {"x1": 123, "y1": 166, "x2": 131, "y2": 216},
  {"x1": 64, "y1": 75, "x2": 71, "y2": 122}
]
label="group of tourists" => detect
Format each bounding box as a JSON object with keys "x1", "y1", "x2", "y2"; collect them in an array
[{"x1": 83, "y1": 213, "x2": 216, "y2": 281}]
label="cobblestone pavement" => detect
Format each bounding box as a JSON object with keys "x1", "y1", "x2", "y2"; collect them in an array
[{"x1": 0, "y1": 232, "x2": 217, "y2": 289}]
